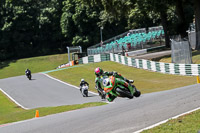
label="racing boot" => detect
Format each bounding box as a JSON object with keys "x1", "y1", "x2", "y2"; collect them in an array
[
  {"x1": 124, "y1": 78, "x2": 134, "y2": 84},
  {"x1": 129, "y1": 80, "x2": 134, "y2": 83}
]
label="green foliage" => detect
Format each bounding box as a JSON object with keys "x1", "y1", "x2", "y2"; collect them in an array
[
  {"x1": 0, "y1": 0, "x2": 64, "y2": 60},
  {"x1": 0, "y1": 0, "x2": 198, "y2": 60},
  {"x1": 60, "y1": 0, "x2": 101, "y2": 48}
]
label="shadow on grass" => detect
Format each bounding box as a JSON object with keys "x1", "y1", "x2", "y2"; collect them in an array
[
  {"x1": 151, "y1": 54, "x2": 171, "y2": 62},
  {"x1": 0, "y1": 60, "x2": 16, "y2": 69},
  {"x1": 192, "y1": 50, "x2": 200, "y2": 56}
]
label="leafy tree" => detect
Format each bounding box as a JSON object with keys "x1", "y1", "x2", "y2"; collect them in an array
[
  {"x1": 0, "y1": 0, "x2": 64, "y2": 60},
  {"x1": 61, "y1": 0, "x2": 128, "y2": 50},
  {"x1": 194, "y1": 0, "x2": 200, "y2": 50}
]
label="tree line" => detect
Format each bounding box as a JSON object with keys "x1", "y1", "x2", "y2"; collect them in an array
[{"x1": 0, "y1": 0, "x2": 199, "y2": 61}]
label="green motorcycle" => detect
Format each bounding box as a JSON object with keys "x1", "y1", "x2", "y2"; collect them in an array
[{"x1": 102, "y1": 76, "x2": 141, "y2": 102}]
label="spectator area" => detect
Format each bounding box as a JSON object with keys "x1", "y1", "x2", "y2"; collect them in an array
[{"x1": 87, "y1": 26, "x2": 164, "y2": 55}]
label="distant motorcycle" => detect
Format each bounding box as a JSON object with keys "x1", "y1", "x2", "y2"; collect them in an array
[
  {"x1": 25, "y1": 71, "x2": 31, "y2": 80},
  {"x1": 81, "y1": 84, "x2": 88, "y2": 97}
]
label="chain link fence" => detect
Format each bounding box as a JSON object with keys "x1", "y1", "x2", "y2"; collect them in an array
[{"x1": 171, "y1": 37, "x2": 192, "y2": 64}]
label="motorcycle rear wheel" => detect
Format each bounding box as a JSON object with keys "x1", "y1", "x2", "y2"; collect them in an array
[
  {"x1": 134, "y1": 90, "x2": 141, "y2": 97},
  {"x1": 116, "y1": 88, "x2": 133, "y2": 99},
  {"x1": 84, "y1": 90, "x2": 88, "y2": 97}
]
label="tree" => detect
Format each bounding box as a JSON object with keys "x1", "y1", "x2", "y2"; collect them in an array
[
  {"x1": 61, "y1": 0, "x2": 128, "y2": 49},
  {"x1": 194, "y1": 0, "x2": 200, "y2": 50},
  {"x1": 0, "y1": 0, "x2": 64, "y2": 60}
]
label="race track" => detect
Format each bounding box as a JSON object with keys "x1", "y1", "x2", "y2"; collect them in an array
[
  {"x1": 0, "y1": 74, "x2": 200, "y2": 133},
  {"x1": 0, "y1": 73, "x2": 100, "y2": 109}
]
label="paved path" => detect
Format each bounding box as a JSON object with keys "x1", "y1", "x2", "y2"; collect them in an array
[
  {"x1": 0, "y1": 84, "x2": 200, "y2": 133},
  {"x1": 0, "y1": 73, "x2": 100, "y2": 109},
  {"x1": 131, "y1": 50, "x2": 171, "y2": 60}
]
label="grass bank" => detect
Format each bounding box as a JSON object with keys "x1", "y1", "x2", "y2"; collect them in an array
[
  {"x1": 0, "y1": 53, "x2": 68, "y2": 79},
  {"x1": 0, "y1": 90, "x2": 106, "y2": 125},
  {"x1": 48, "y1": 61, "x2": 196, "y2": 94},
  {"x1": 142, "y1": 109, "x2": 200, "y2": 133}
]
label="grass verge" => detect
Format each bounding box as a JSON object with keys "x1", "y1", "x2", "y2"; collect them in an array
[
  {"x1": 48, "y1": 61, "x2": 196, "y2": 94},
  {"x1": 0, "y1": 90, "x2": 106, "y2": 125},
  {"x1": 0, "y1": 53, "x2": 69, "y2": 79},
  {"x1": 142, "y1": 110, "x2": 200, "y2": 133}
]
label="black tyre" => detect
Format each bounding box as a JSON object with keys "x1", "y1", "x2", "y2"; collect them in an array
[
  {"x1": 84, "y1": 90, "x2": 88, "y2": 97},
  {"x1": 28, "y1": 75, "x2": 31, "y2": 80},
  {"x1": 132, "y1": 85, "x2": 141, "y2": 97},
  {"x1": 134, "y1": 90, "x2": 141, "y2": 97},
  {"x1": 116, "y1": 88, "x2": 133, "y2": 99}
]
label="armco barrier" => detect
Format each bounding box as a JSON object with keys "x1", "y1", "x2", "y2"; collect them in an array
[{"x1": 78, "y1": 53, "x2": 200, "y2": 76}]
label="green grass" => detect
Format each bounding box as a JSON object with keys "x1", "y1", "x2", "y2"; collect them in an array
[
  {"x1": 48, "y1": 61, "x2": 196, "y2": 94},
  {"x1": 142, "y1": 110, "x2": 200, "y2": 133},
  {"x1": 0, "y1": 90, "x2": 106, "y2": 124},
  {"x1": 0, "y1": 53, "x2": 69, "y2": 79},
  {"x1": 155, "y1": 50, "x2": 200, "y2": 64}
]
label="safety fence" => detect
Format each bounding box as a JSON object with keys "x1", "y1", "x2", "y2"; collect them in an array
[
  {"x1": 171, "y1": 38, "x2": 192, "y2": 64},
  {"x1": 78, "y1": 53, "x2": 200, "y2": 76}
]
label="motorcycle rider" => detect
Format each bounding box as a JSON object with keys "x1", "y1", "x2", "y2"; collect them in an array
[
  {"x1": 103, "y1": 77, "x2": 134, "y2": 102},
  {"x1": 79, "y1": 79, "x2": 89, "y2": 92},
  {"x1": 94, "y1": 67, "x2": 133, "y2": 99},
  {"x1": 25, "y1": 68, "x2": 31, "y2": 76}
]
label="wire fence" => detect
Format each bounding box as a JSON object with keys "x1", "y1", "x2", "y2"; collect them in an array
[
  {"x1": 171, "y1": 36, "x2": 192, "y2": 64},
  {"x1": 187, "y1": 23, "x2": 196, "y2": 49}
]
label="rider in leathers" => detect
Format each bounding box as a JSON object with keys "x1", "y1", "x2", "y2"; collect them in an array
[
  {"x1": 80, "y1": 79, "x2": 89, "y2": 92},
  {"x1": 94, "y1": 67, "x2": 133, "y2": 100},
  {"x1": 25, "y1": 68, "x2": 31, "y2": 76},
  {"x1": 103, "y1": 77, "x2": 134, "y2": 102}
]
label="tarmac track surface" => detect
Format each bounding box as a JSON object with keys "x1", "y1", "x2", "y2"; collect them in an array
[
  {"x1": 0, "y1": 73, "x2": 100, "y2": 109},
  {"x1": 0, "y1": 77, "x2": 200, "y2": 133}
]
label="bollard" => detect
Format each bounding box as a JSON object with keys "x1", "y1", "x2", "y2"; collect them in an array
[
  {"x1": 35, "y1": 110, "x2": 39, "y2": 118},
  {"x1": 197, "y1": 76, "x2": 200, "y2": 84}
]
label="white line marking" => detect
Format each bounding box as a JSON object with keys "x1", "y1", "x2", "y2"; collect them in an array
[
  {"x1": 134, "y1": 106, "x2": 200, "y2": 133},
  {"x1": 0, "y1": 88, "x2": 29, "y2": 110},
  {"x1": 42, "y1": 73, "x2": 98, "y2": 95}
]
